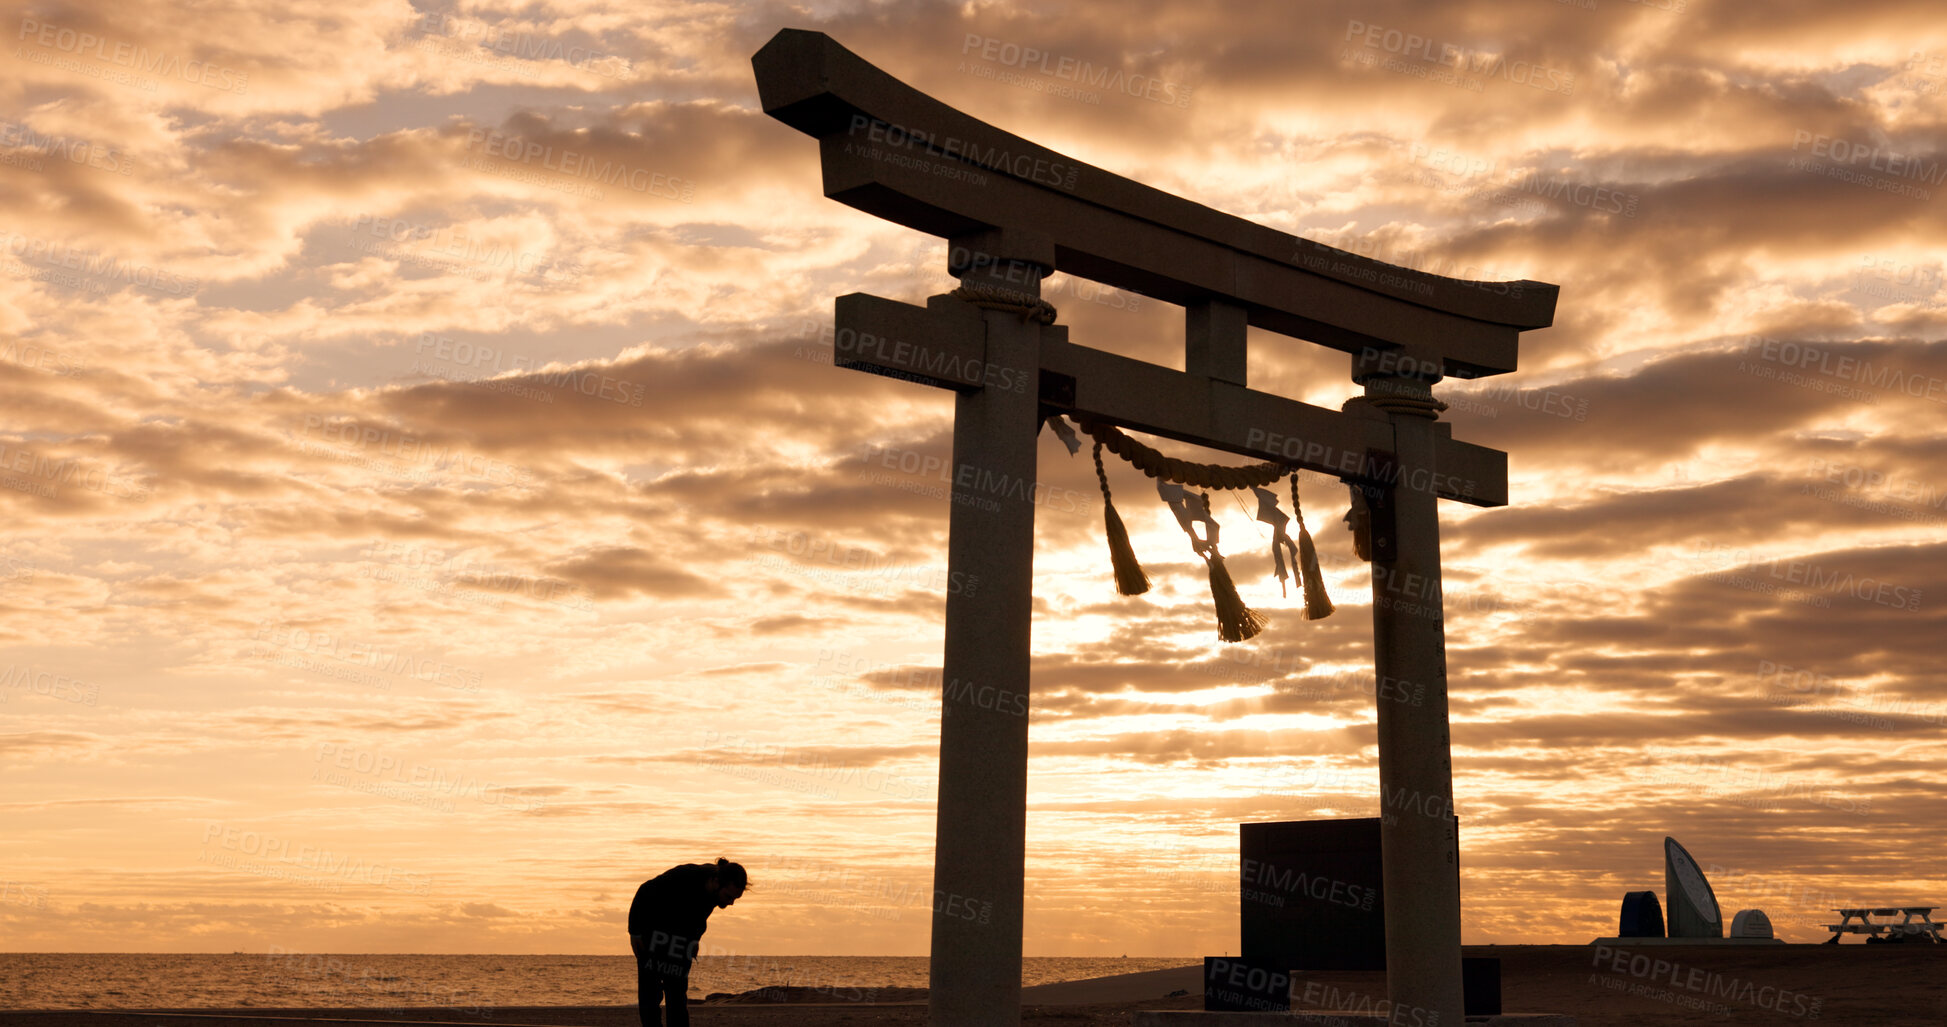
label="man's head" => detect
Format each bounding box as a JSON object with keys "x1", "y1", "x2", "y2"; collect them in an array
[
  {"x1": 711, "y1": 880, "x2": 745, "y2": 909},
  {"x1": 707, "y1": 858, "x2": 749, "y2": 909}
]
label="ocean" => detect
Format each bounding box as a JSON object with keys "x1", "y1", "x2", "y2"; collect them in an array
[{"x1": 0, "y1": 953, "x2": 1198, "y2": 1010}]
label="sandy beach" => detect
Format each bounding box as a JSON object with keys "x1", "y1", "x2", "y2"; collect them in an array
[{"x1": 4, "y1": 945, "x2": 1942, "y2": 1027}]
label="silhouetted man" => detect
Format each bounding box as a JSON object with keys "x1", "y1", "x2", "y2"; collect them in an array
[{"x1": 629, "y1": 858, "x2": 748, "y2": 1027}]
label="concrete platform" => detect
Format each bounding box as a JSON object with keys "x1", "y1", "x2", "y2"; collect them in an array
[
  {"x1": 1018, "y1": 964, "x2": 1200, "y2": 1005},
  {"x1": 1133, "y1": 1014, "x2": 1575, "y2": 1026},
  {"x1": 1590, "y1": 936, "x2": 1786, "y2": 945}
]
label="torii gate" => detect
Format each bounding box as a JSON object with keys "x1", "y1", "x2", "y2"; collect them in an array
[{"x1": 752, "y1": 29, "x2": 1558, "y2": 1026}]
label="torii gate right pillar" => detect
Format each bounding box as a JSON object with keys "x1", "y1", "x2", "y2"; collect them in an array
[{"x1": 1358, "y1": 353, "x2": 1463, "y2": 1024}]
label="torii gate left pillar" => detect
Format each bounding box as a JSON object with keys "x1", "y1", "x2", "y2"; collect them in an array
[{"x1": 930, "y1": 243, "x2": 1048, "y2": 1024}]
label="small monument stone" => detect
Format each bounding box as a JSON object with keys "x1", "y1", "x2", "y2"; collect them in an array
[
  {"x1": 1619, "y1": 890, "x2": 1666, "y2": 938},
  {"x1": 1730, "y1": 909, "x2": 1774, "y2": 940},
  {"x1": 1664, "y1": 836, "x2": 1723, "y2": 938}
]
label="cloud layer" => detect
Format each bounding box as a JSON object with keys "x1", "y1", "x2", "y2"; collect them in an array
[{"x1": 2, "y1": 0, "x2": 1943, "y2": 957}]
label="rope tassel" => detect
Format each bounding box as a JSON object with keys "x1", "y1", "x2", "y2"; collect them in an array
[
  {"x1": 1292, "y1": 475, "x2": 1334, "y2": 620},
  {"x1": 1345, "y1": 484, "x2": 1373, "y2": 562},
  {"x1": 1206, "y1": 549, "x2": 1267, "y2": 642},
  {"x1": 1092, "y1": 441, "x2": 1150, "y2": 596},
  {"x1": 1159, "y1": 481, "x2": 1264, "y2": 642}
]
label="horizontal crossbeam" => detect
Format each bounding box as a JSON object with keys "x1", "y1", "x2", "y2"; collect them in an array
[
  {"x1": 836, "y1": 293, "x2": 1507, "y2": 506},
  {"x1": 756, "y1": 29, "x2": 1559, "y2": 379}
]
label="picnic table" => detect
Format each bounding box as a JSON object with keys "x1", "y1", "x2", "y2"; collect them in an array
[{"x1": 1822, "y1": 907, "x2": 1943, "y2": 943}]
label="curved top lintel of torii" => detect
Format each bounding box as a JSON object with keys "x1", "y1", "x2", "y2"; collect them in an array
[{"x1": 752, "y1": 28, "x2": 1559, "y2": 380}]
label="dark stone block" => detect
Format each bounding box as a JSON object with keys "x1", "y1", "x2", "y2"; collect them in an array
[
  {"x1": 1203, "y1": 956, "x2": 1290, "y2": 1012},
  {"x1": 1240, "y1": 818, "x2": 1387, "y2": 971}
]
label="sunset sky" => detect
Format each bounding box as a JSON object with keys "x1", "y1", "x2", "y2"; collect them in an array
[{"x1": 3, "y1": 0, "x2": 1945, "y2": 958}]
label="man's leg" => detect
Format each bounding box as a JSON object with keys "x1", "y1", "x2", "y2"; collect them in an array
[
  {"x1": 660, "y1": 971, "x2": 689, "y2": 1027},
  {"x1": 630, "y1": 935, "x2": 659, "y2": 1027}
]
